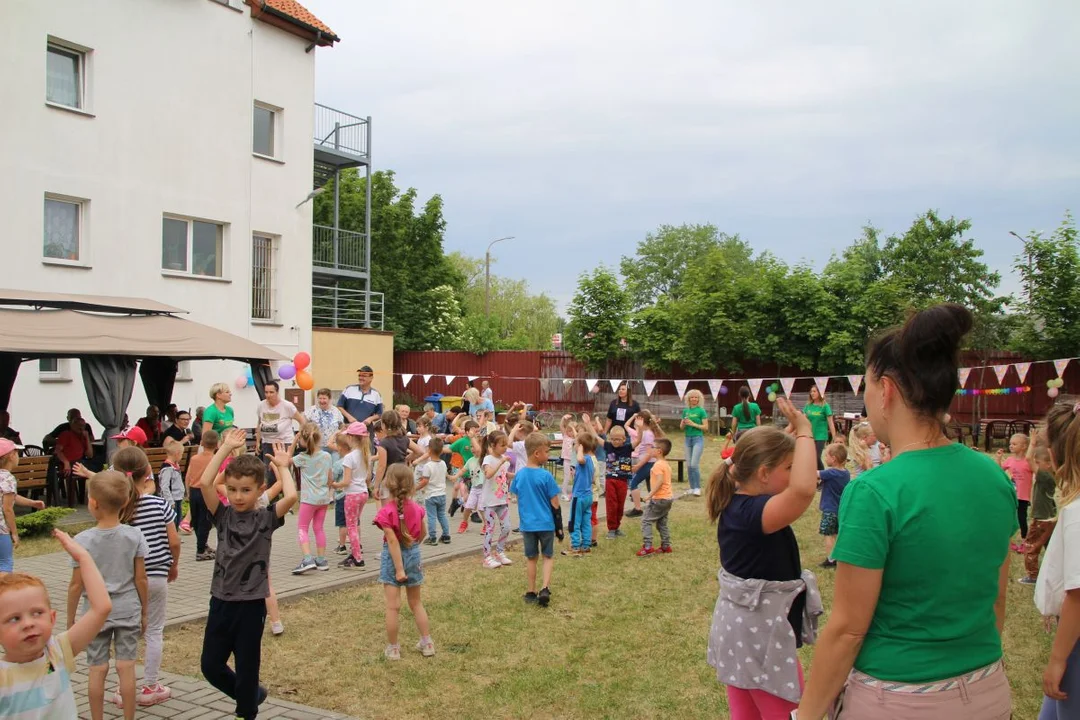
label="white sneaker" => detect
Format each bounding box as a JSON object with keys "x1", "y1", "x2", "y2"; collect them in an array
[
  {"x1": 560, "y1": 494, "x2": 570, "y2": 502},
  {"x1": 483, "y1": 555, "x2": 502, "y2": 569},
  {"x1": 271, "y1": 621, "x2": 285, "y2": 636},
  {"x1": 415, "y1": 639, "x2": 436, "y2": 657},
  {"x1": 497, "y1": 552, "x2": 513, "y2": 566},
  {"x1": 693, "y1": 488, "x2": 701, "y2": 496}
]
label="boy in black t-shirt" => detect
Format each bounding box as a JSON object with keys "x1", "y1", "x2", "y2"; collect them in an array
[{"x1": 603, "y1": 426, "x2": 634, "y2": 539}]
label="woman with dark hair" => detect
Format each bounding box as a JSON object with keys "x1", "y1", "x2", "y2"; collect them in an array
[
  {"x1": 730, "y1": 386, "x2": 762, "y2": 441},
  {"x1": 797, "y1": 304, "x2": 1015, "y2": 719},
  {"x1": 604, "y1": 382, "x2": 641, "y2": 434},
  {"x1": 804, "y1": 385, "x2": 836, "y2": 471}
]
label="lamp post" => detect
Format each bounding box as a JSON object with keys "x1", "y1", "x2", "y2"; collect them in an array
[
  {"x1": 485, "y1": 236, "x2": 514, "y2": 317},
  {"x1": 1009, "y1": 230, "x2": 1032, "y2": 303}
]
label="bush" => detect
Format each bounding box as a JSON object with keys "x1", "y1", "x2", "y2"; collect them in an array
[{"x1": 16, "y1": 507, "x2": 75, "y2": 538}]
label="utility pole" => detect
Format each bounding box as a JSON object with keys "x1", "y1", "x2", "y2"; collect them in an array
[{"x1": 485, "y1": 236, "x2": 514, "y2": 317}]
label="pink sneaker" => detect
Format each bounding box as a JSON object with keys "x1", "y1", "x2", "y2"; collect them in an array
[{"x1": 136, "y1": 684, "x2": 172, "y2": 706}]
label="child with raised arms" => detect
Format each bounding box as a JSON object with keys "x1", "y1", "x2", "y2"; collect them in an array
[{"x1": 481, "y1": 431, "x2": 513, "y2": 569}]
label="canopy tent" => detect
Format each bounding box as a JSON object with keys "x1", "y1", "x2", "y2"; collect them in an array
[{"x1": 0, "y1": 291, "x2": 287, "y2": 453}]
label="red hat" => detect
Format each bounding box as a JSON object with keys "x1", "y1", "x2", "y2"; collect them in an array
[{"x1": 110, "y1": 427, "x2": 147, "y2": 446}]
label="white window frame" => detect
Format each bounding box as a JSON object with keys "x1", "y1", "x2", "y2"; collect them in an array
[
  {"x1": 175, "y1": 361, "x2": 193, "y2": 383},
  {"x1": 38, "y1": 358, "x2": 72, "y2": 383},
  {"x1": 252, "y1": 102, "x2": 283, "y2": 162},
  {"x1": 161, "y1": 214, "x2": 229, "y2": 281},
  {"x1": 42, "y1": 193, "x2": 90, "y2": 267},
  {"x1": 209, "y1": 0, "x2": 244, "y2": 10},
  {"x1": 45, "y1": 37, "x2": 93, "y2": 115},
  {"x1": 251, "y1": 233, "x2": 280, "y2": 324}
]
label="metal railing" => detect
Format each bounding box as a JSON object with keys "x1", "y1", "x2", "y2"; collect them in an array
[
  {"x1": 312, "y1": 225, "x2": 367, "y2": 274},
  {"x1": 312, "y1": 284, "x2": 384, "y2": 330},
  {"x1": 314, "y1": 103, "x2": 369, "y2": 158}
]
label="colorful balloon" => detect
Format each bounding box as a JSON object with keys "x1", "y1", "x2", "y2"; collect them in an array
[
  {"x1": 1048, "y1": 387, "x2": 1060, "y2": 398},
  {"x1": 767, "y1": 392, "x2": 777, "y2": 402},
  {"x1": 278, "y1": 363, "x2": 296, "y2": 380},
  {"x1": 296, "y1": 370, "x2": 314, "y2": 391},
  {"x1": 293, "y1": 352, "x2": 311, "y2": 371},
  {"x1": 235, "y1": 375, "x2": 248, "y2": 389},
  {"x1": 719, "y1": 386, "x2": 729, "y2": 395}
]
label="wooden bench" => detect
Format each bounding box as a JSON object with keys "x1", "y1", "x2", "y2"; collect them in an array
[
  {"x1": 12, "y1": 455, "x2": 51, "y2": 498},
  {"x1": 144, "y1": 445, "x2": 198, "y2": 476}
]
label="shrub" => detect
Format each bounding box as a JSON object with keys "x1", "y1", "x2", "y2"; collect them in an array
[{"x1": 16, "y1": 507, "x2": 75, "y2": 538}]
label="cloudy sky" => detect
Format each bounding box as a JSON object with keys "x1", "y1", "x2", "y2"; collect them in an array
[{"x1": 305, "y1": 0, "x2": 1080, "y2": 310}]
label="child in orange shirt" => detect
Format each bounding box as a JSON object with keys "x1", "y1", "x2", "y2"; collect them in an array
[{"x1": 637, "y1": 438, "x2": 674, "y2": 557}]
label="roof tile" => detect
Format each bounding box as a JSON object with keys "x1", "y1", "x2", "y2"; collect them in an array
[{"x1": 263, "y1": 0, "x2": 338, "y2": 40}]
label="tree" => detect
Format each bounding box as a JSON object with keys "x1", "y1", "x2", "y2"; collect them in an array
[
  {"x1": 1011, "y1": 212, "x2": 1080, "y2": 359},
  {"x1": 565, "y1": 267, "x2": 630, "y2": 371},
  {"x1": 619, "y1": 224, "x2": 748, "y2": 307}
]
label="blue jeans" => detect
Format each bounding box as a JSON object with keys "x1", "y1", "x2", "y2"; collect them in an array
[
  {"x1": 1041, "y1": 640, "x2": 1080, "y2": 719},
  {"x1": 425, "y1": 495, "x2": 450, "y2": 540},
  {"x1": 0, "y1": 534, "x2": 12, "y2": 572},
  {"x1": 570, "y1": 495, "x2": 593, "y2": 550},
  {"x1": 685, "y1": 435, "x2": 704, "y2": 491}
]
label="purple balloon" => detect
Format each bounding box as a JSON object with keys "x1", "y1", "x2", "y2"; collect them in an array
[
  {"x1": 278, "y1": 363, "x2": 296, "y2": 380},
  {"x1": 719, "y1": 386, "x2": 729, "y2": 395}
]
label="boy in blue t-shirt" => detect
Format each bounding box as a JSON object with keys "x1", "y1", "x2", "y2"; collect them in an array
[
  {"x1": 509, "y1": 432, "x2": 564, "y2": 607},
  {"x1": 567, "y1": 434, "x2": 597, "y2": 556},
  {"x1": 818, "y1": 443, "x2": 851, "y2": 568}
]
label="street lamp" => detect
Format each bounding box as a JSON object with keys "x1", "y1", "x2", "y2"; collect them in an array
[
  {"x1": 1009, "y1": 230, "x2": 1032, "y2": 303},
  {"x1": 485, "y1": 236, "x2": 514, "y2": 317}
]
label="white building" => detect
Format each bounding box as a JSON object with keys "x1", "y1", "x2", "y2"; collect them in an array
[{"x1": 0, "y1": 0, "x2": 377, "y2": 446}]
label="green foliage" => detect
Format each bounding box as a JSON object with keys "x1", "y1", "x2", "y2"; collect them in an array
[
  {"x1": 16, "y1": 507, "x2": 75, "y2": 538},
  {"x1": 1011, "y1": 213, "x2": 1080, "y2": 360},
  {"x1": 620, "y1": 224, "x2": 747, "y2": 306},
  {"x1": 565, "y1": 267, "x2": 630, "y2": 371}
]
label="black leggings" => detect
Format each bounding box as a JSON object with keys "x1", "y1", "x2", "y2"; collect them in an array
[
  {"x1": 1018, "y1": 500, "x2": 1029, "y2": 539},
  {"x1": 189, "y1": 490, "x2": 213, "y2": 554}
]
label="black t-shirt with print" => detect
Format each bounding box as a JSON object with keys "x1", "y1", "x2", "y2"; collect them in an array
[{"x1": 606, "y1": 400, "x2": 641, "y2": 429}]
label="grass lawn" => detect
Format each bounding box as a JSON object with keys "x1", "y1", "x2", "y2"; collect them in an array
[
  {"x1": 14, "y1": 522, "x2": 95, "y2": 559},
  {"x1": 161, "y1": 435, "x2": 1053, "y2": 720}
]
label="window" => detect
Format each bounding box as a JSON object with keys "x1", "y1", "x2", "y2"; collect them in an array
[
  {"x1": 253, "y1": 104, "x2": 276, "y2": 157},
  {"x1": 162, "y1": 216, "x2": 225, "y2": 278},
  {"x1": 251, "y1": 234, "x2": 278, "y2": 322},
  {"x1": 46, "y1": 40, "x2": 85, "y2": 109},
  {"x1": 39, "y1": 358, "x2": 58, "y2": 373},
  {"x1": 43, "y1": 194, "x2": 86, "y2": 263},
  {"x1": 176, "y1": 361, "x2": 193, "y2": 382},
  {"x1": 39, "y1": 358, "x2": 71, "y2": 382}
]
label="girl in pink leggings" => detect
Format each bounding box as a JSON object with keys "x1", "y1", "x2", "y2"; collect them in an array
[{"x1": 290, "y1": 423, "x2": 334, "y2": 574}]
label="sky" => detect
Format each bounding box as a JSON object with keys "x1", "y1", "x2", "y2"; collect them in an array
[{"x1": 304, "y1": 0, "x2": 1080, "y2": 311}]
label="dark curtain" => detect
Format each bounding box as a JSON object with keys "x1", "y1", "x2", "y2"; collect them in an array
[
  {"x1": 80, "y1": 356, "x2": 136, "y2": 458},
  {"x1": 250, "y1": 361, "x2": 274, "y2": 401},
  {"x1": 139, "y1": 357, "x2": 178, "y2": 413},
  {"x1": 0, "y1": 354, "x2": 22, "y2": 413}
]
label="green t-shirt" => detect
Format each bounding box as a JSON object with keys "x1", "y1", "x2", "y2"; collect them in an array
[
  {"x1": 832, "y1": 444, "x2": 1018, "y2": 683},
  {"x1": 203, "y1": 404, "x2": 235, "y2": 436},
  {"x1": 1032, "y1": 470, "x2": 1057, "y2": 520},
  {"x1": 450, "y1": 436, "x2": 475, "y2": 464},
  {"x1": 681, "y1": 406, "x2": 708, "y2": 437},
  {"x1": 731, "y1": 402, "x2": 761, "y2": 430},
  {"x1": 803, "y1": 402, "x2": 832, "y2": 441}
]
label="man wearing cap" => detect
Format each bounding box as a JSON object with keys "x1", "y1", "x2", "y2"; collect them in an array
[{"x1": 337, "y1": 366, "x2": 384, "y2": 427}]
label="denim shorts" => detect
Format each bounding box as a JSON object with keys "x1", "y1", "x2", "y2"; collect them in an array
[
  {"x1": 335, "y1": 496, "x2": 346, "y2": 527},
  {"x1": 0, "y1": 534, "x2": 12, "y2": 573},
  {"x1": 521, "y1": 530, "x2": 555, "y2": 559},
  {"x1": 379, "y1": 542, "x2": 424, "y2": 587},
  {"x1": 630, "y1": 462, "x2": 654, "y2": 491}
]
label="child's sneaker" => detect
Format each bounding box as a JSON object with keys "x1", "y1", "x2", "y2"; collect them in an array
[
  {"x1": 606, "y1": 531, "x2": 617, "y2": 540},
  {"x1": 136, "y1": 683, "x2": 172, "y2": 706},
  {"x1": 195, "y1": 550, "x2": 215, "y2": 561},
  {"x1": 449, "y1": 498, "x2": 460, "y2": 517},
  {"x1": 338, "y1": 556, "x2": 365, "y2": 569},
  {"x1": 179, "y1": 520, "x2": 192, "y2": 534},
  {"x1": 271, "y1": 621, "x2": 285, "y2": 635},
  {"x1": 415, "y1": 638, "x2": 436, "y2": 657},
  {"x1": 496, "y1": 552, "x2": 513, "y2": 566},
  {"x1": 1017, "y1": 576, "x2": 1037, "y2": 585},
  {"x1": 314, "y1": 557, "x2": 329, "y2": 571},
  {"x1": 483, "y1": 555, "x2": 503, "y2": 569},
  {"x1": 636, "y1": 545, "x2": 656, "y2": 557},
  {"x1": 384, "y1": 644, "x2": 401, "y2": 661},
  {"x1": 440, "y1": 535, "x2": 451, "y2": 544},
  {"x1": 626, "y1": 508, "x2": 644, "y2": 518},
  {"x1": 590, "y1": 539, "x2": 598, "y2": 548},
  {"x1": 471, "y1": 512, "x2": 483, "y2": 523},
  {"x1": 659, "y1": 545, "x2": 673, "y2": 554},
  {"x1": 334, "y1": 544, "x2": 348, "y2": 555},
  {"x1": 615, "y1": 529, "x2": 626, "y2": 537},
  {"x1": 537, "y1": 587, "x2": 552, "y2": 607},
  {"x1": 523, "y1": 591, "x2": 539, "y2": 604},
  {"x1": 292, "y1": 556, "x2": 317, "y2": 574},
  {"x1": 423, "y1": 537, "x2": 438, "y2": 546},
  {"x1": 458, "y1": 519, "x2": 469, "y2": 533},
  {"x1": 561, "y1": 548, "x2": 580, "y2": 557}
]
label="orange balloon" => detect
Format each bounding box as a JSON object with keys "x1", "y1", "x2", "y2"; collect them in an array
[
  {"x1": 295, "y1": 370, "x2": 314, "y2": 391},
  {"x1": 293, "y1": 351, "x2": 311, "y2": 371}
]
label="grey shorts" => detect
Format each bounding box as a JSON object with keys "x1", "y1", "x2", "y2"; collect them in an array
[
  {"x1": 521, "y1": 530, "x2": 555, "y2": 559},
  {"x1": 86, "y1": 624, "x2": 140, "y2": 666}
]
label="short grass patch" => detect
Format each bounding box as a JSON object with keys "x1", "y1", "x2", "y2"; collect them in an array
[{"x1": 14, "y1": 522, "x2": 95, "y2": 559}]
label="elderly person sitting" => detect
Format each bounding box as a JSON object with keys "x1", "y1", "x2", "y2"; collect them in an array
[
  {"x1": 396, "y1": 404, "x2": 418, "y2": 435},
  {"x1": 43, "y1": 408, "x2": 96, "y2": 449}
]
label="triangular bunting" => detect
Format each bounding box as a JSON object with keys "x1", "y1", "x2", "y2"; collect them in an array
[
  {"x1": 674, "y1": 380, "x2": 690, "y2": 399},
  {"x1": 958, "y1": 368, "x2": 972, "y2": 387},
  {"x1": 779, "y1": 377, "x2": 796, "y2": 398},
  {"x1": 608, "y1": 379, "x2": 623, "y2": 393},
  {"x1": 847, "y1": 374, "x2": 863, "y2": 396},
  {"x1": 586, "y1": 378, "x2": 599, "y2": 393},
  {"x1": 444, "y1": 375, "x2": 455, "y2": 386},
  {"x1": 643, "y1": 380, "x2": 658, "y2": 397},
  {"x1": 422, "y1": 374, "x2": 433, "y2": 383},
  {"x1": 1055, "y1": 359, "x2": 1071, "y2": 378},
  {"x1": 467, "y1": 375, "x2": 478, "y2": 383},
  {"x1": 1014, "y1": 362, "x2": 1031, "y2": 384},
  {"x1": 401, "y1": 373, "x2": 413, "y2": 388},
  {"x1": 707, "y1": 379, "x2": 723, "y2": 400},
  {"x1": 992, "y1": 365, "x2": 1009, "y2": 385},
  {"x1": 747, "y1": 379, "x2": 763, "y2": 400},
  {"x1": 814, "y1": 377, "x2": 829, "y2": 399}
]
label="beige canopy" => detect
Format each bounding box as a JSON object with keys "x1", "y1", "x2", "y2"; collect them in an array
[{"x1": 0, "y1": 289, "x2": 185, "y2": 315}]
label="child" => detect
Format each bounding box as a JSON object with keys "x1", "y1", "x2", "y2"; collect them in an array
[
  {"x1": 1021, "y1": 446, "x2": 1057, "y2": 585},
  {"x1": 450, "y1": 421, "x2": 481, "y2": 527},
  {"x1": 510, "y1": 432, "x2": 564, "y2": 607},
  {"x1": 374, "y1": 464, "x2": 434, "y2": 659},
  {"x1": 455, "y1": 454, "x2": 484, "y2": 534},
  {"x1": 997, "y1": 433, "x2": 1033, "y2": 551},
  {"x1": 331, "y1": 435, "x2": 348, "y2": 556},
  {"x1": 627, "y1": 410, "x2": 663, "y2": 517},
  {"x1": 160, "y1": 438, "x2": 186, "y2": 528},
  {"x1": 0, "y1": 531, "x2": 111, "y2": 716},
  {"x1": 565, "y1": 433, "x2": 597, "y2": 557},
  {"x1": 67, "y1": 470, "x2": 147, "y2": 720},
  {"x1": 334, "y1": 423, "x2": 372, "y2": 569},
  {"x1": 603, "y1": 426, "x2": 633, "y2": 539},
  {"x1": 817, "y1": 443, "x2": 851, "y2": 569},
  {"x1": 636, "y1": 438, "x2": 674, "y2": 557},
  {"x1": 559, "y1": 414, "x2": 577, "y2": 500},
  {"x1": 199, "y1": 428, "x2": 297, "y2": 719},
  {"x1": 0, "y1": 439, "x2": 46, "y2": 573},
  {"x1": 291, "y1": 423, "x2": 334, "y2": 574},
  {"x1": 846, "y1": 423, "x2": 874, "y2": 478},
  {"x1": 113, "y1": 446, "x2": 181, "y2": 707},
  {"x1": 418, "y1": 438, "x2": 451, "y2": 545},
  {"x1": 706, "y1": 400, "x2": 819, "y2": 718},
  {"x1": 481, "y1": 431, "x2": 513, "y2": 569},
  {"x1": 185, "y1": 430, "x2": 219, "y2": 559}
]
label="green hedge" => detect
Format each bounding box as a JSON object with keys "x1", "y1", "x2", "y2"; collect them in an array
[{"x1": 16, "y1": 507, "x2": 75, "y2": 538}]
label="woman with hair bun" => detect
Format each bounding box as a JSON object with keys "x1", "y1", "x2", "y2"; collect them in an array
[{"x1": 797, "y1": 304, "x2": 1016, "y2": 719}]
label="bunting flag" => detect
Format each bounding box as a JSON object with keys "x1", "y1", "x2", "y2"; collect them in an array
[
  {"x1": 779, "y1": 377, "x2": 797, "y2": 398},
  {"x1": 707, "y1": 379, "x2": 723, "y2": 399},
  {"x1": 992, "y1": 365, "x2": 1010, "y2": 385},
  {"x1": 747, "y1": 379, "x2": 764, "y2": 400},
  {"x1": 401, "y1": 373, "x2": 413, "y2": 388},
  {"x1": 586, "y1": 378, "x2": 599, "y2": 393},
  {"x1": 847, "y1": 374, "x2": 864, "y2": 396},
  {"x1": 1055, "y1": 359, "x2": 1071, "y2": 378},
  {"x1": 643, "y1": 379, "x2": 658, "y2": 397},
  {"x1": 422, "y1": 374, "x2": 433, "y2": 383},
  {"x1": 674, "y1": 379, "x2": 690, "y2": 399},
  {"x1": 958, "y1": 368, "x2": 972, "y2": 387},
  {"x1": 467, "y1": 375, "x2": 478, "y2": 383},
  {"x1": 444, "y1": 375, "x2": 455, "y2": 386},
  {"x1": 607, "y1": 379, "x2": 623, "y2": 393},
  {"x1": 1014, "y1": 362, "x2": 1032, "y2": 384},
  {"x1": 814, "y1": 377, "x2": 829, "y2": 398}
]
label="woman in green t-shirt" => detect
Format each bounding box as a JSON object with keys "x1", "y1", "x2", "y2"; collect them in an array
[
  {"x1": 797, "y1": 304, "x2": 1015, "y2": 719},
  {"x1": 803, "y1": 385, "x2": 836, "y2": 471},
  {"x1": 680, "y1": 390, "x2": 708, "y2": 496},
  {"x1": 730, "y1": 386, "x2": 761, "y2": 441},
  {"x1": 202, "y1": 382, "x2": 236, "y2": 438}
]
